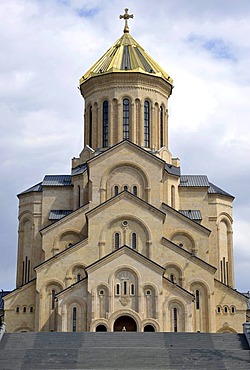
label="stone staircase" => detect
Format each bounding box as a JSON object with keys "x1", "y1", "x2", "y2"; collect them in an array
[{"x1": 0, "y1": 332, "x2": 249, "y2": 369}]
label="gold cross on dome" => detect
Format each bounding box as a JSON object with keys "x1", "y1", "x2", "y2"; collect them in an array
[{"x1": 119, "y1": 8, "x2": 134, "y2": 33}]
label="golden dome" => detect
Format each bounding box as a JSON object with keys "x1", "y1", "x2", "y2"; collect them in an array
[{"x1": 79, "y1": 32, "x2": 173, "y2": 85}]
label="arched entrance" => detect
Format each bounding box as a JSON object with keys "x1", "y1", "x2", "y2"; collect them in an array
[
  {"x1": 144, "y1": 324, "x2": 155, "y2": 332},
  {"x1": 96, "y1": 324, "x2": 107, "y2": 332},
  {"x1": 113, "y1": 315, "x2": 137, "y2": 332}
]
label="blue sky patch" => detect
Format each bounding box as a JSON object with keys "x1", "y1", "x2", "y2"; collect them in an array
[
  {"x1": 187, "y1": 34, "x2": 236, "y2": 62},
  {"x1": 77, "y1": 7, "x2": 99, "y2": 18}
]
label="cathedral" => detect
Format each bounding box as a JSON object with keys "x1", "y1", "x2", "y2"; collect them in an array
[{"x1": 4, "y1": 9, "x2": 248, "y2": 333}]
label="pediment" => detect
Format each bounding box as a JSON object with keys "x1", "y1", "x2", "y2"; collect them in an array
[
  {"x1": 87, "y1": 140, "x2": 165, "y2": 169},
  {"x1": 86, "y1": 245, "x2": 165, "y2": 275},
  {"x1": 86, "y1": 191, "x2": 165, "y2": 221}
]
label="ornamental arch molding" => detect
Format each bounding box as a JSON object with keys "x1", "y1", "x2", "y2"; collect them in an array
[{"x1": 100, "y1": 161, "x2": 151, "y2": 202}]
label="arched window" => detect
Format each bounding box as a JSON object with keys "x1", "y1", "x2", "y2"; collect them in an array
[
  {"x1": 23, "y1": 306, "x2": 27, "y2": 313},
  {"x1": 114, "y1": 185, "x2": 119, "y2": 196},
  {"x1": 144, "y1": 100, "x2": 150, "y2": 147},
  {"x1": 171, "y1": 185, "x2": 175, "y2": 208},
  {"x1": 195, "y1": 290, "x2": 200, "y2": 310},
  {"x1": 132, "y1": 186, "x2": 138, "y2": 196},
  {"x1": 51, "y1": 289, "x2": 56, "y2": 310},
  {"x1": 123, "y1": 98, "x2": 130, "y2": 140},
  {"x1": 123, "y1": 281, "x2": 127, "y2": 295},
  {"x1": 78, "y1": 185, "x2": 81, "y2": 208},
  {"x1": 173, "y1": 307, "x2": 178, "y2": 332},
  {"x1": 89, "y1": 106, "x2": 92, "y2": 147},
  {"x1": 114, "y1": 232, "x2": 120, "y2": 249},
  {"x1": 124, "y1": 185, "x2": 128, "y2": 191},
  {"x1": 116, "y1": 283, "x2": 120, "y2": 295},
  {"x1": 72, "y1": 307, "x2": 77, "y2": 332},
  {"x1": 132, "y1": 233, "x2": 137, "y2": 249},
  {"x1": 30, "y1": 307, "x2": 33, "y2": 313},
  {"x1": 16, "y1": 306, "x2": 20, "y2": 313},
  {"x1": 170, "y1": 274, "x2": 175, "y2": 282},
  {"x1": 130, "y1": 283, "x2": 135, "y2": 295},
  {"x1": 103, "y1": 100, "x2": 108, "y2": 147},
  {"x1": 160, "y1": 105, "x2": 164, "y2": 147},
  {"x1": 77, "y1": 274, "x2": 81, "y2": 282}
]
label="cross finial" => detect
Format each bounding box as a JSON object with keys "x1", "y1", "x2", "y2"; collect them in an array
[{"x1": 119, "y1": 8, "x2": 134, "y2": 33}]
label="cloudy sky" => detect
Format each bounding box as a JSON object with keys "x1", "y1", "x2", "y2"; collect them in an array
[{"x1": 0, "y1": 0, "x2": 250, "y2": 293}]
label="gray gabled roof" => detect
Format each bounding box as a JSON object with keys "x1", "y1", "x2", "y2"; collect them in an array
[
  {"x1": 18, "y1": 182, "x2": 43, "y2": 195},
  {"x1": 19, "y1": 175, "x2": 72, "y2": 196},
  {"x1": 179, "y1": 210, "x2": 202, "y2": 221},
  {"x1": 208, "y1": 182, "x2": 234, "y2": 198},
  {"x1": 49, "y1": 210, "x2": 73, "y2": 220},
  {"x1": 71, "y1": 163, "x2": 87, "y2": 176},
  {"x1": 42, "y1": 175, "x2": 72, "y2": 186},
  {"x1": 165, "y1": 163, "x2": 180, "y2": 176},
  {"x1": 180, "y1": 175, "x2": 210, "y2": 187}
]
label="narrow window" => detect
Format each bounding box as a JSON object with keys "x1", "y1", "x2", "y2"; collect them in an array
[
  {"x1": 130, "y1": 283, "x2": 135, "y2": 295},
  {"x1": 103, "y1": 101, "x2": 108, "y2": 147},
  {"x1": 173, "y1": 307, "x2": 178, "y2": 332},
  {"x1": 231, "y1": 306, "x2": 235, "y2": 314},
  {"x1": 144, "y1": 100, "x2": 150, "y2": 147},
  {"x1": 123, "y1": 98, "x2": 130, "y2": 140},
  {"x1": 116, "y1": 283, "x2": 120, "y2": 295},
  {"x1": 171, "y1": 185, "x2": 175, "y2": 208},
  {"x1": 78, "y1": 185, "x2": 81, "y2": 208},
  {"x1": 160, "y1": 106, "x2": 164, "y2": 147},
  {"x1": 123, "y1": 281, "x2": 127, "y2": 295},
  {"x1": 23, "y1": 306, "x2": 27, "y2": 313},
  {"x1": 30, "y1": 307, "x2": 33, "y2": 313},
  {"x1": 114, "y1": 185, "x2": 119, "y2": 196},
  {"x1": 124, "y1": 185, "x2": 128, "y2": 191},
  {"x1": 224, "y1": 306, "x2": 228, "y2": 314},
  {"x1": 114, "y1": 233, "x2": 120, "y2": 249},
  {"x1": 217, "y1": 306, "x2": 221, "y2": 313},
  {"x1": 132, "y1": 233, "x2": 137, "y2": 249},
  {"x1": 77, "y1": 274, "x2": 81, "y2": 282},
  {"x1": 170, "y1": 274, "x2": 174, "y2": 282},
  {"x1": 27, "y1": 259, "x2": 30, "y2": 283},
  {"x1": 51, "y1": 289, "x2": 56, "y2": 310},
  {"x1": 89, "y1": 106, "x2": 92, "y2": 147},
  {"x1": 195, "y1": 290, "x2": 200, "y2": 310},
  {"x1": 132, "y1": 186, "x2": 137, "y2": 196},
  {"x1": 73, "y1": 307, "x2": 77, "y2": 332},
  {"x1": 22, "y1": 261, "x2": 25, "y2": 285},
  {"x1": 16, "y1": 306, "x2": 20, "y2": 313}
]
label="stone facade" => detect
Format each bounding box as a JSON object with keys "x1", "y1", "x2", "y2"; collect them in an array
[{"x1": 4, "y1": 24, "x2": 247, "y2": 333}]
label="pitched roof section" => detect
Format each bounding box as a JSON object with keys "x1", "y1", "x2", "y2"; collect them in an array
[
  {"x1": 18, "y1": 175, "x2": 72, "y2": 196},
  {"x1": 80, "y1": 32, "x2": 173, "y2": 85},
  {"x1": 208, "y1": 182, "x2": 234, "y2": 199},
  {"x1": 18, "y1": 182, "x2": 43, "y2": 196},
  {"x1": 180, "y1": 175, "x2": 210, "y2": 187},
  {"x1": 71, "y1": 163, "x2": 87, "y2": 176},
  {"x1": 42, "y1": 175, "x2": 72, "y2": 186},
  {"x1": 179, "y1": 210, "x2": 202, "y2": 221},
  {"x1": 165, "y1": 163, "x2": 180, "y2": 177},
  {"x1": 49, "y1": 210, "x2": 73, "y2": 220}
]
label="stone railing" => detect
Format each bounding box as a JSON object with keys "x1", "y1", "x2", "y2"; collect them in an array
[
  {"x1": 0, "y1": 322, "x2": 6, "y2": 342},
  {"x1": 243, "y1": 322, "x2": 250, "y2": 348}
]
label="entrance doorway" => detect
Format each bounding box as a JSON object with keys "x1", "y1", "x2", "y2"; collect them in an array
[
  {"x1": 113, "y1": 315, "x2": 137, "y2": 331},
  {"x1": 144, "y1": 324, "x2": 155, "y2": 332}
]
